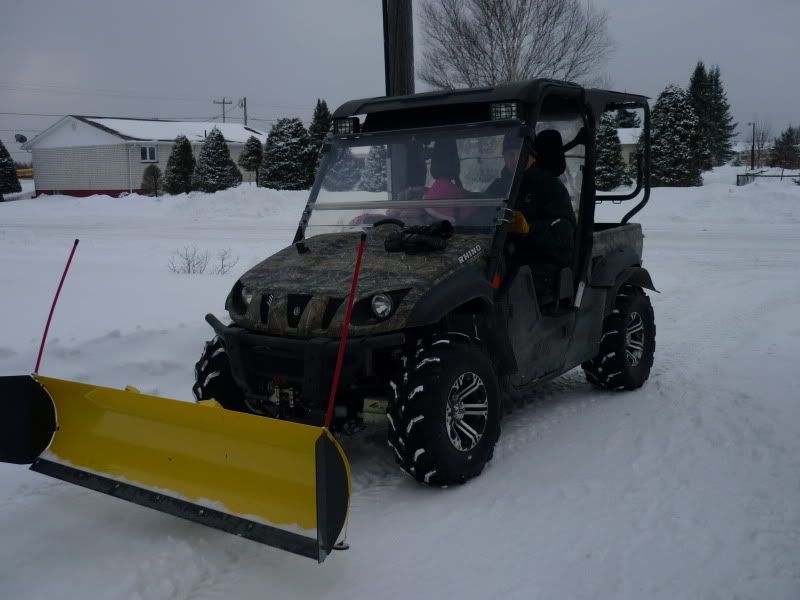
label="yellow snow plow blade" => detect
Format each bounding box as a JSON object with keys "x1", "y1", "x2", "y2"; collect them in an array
[{"x1": 0, "y1": 374, "x2": 350, "y2": 562}]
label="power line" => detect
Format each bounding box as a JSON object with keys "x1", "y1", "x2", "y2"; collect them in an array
[
  {"x1": 0, "y1": 110, "x2": 224, "y2": 120},
  {"x1": 0, "y1": 81, "x2": 214, "y2": 104},
  {"x1": 0, "y1": 111, "x2": 69, "y2": 117}
]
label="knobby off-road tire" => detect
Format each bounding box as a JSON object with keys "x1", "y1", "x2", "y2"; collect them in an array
[
  {"x1": 387, "y1": 335, "x2": 501, "y2": 486},
  {"x1": 192, "y1": 336, "x2": 248, "y2": 412},
  {"x1": 583, "y1": 286, "x2": 656, "y2": 390}
]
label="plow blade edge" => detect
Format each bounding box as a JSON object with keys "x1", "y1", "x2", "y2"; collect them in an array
[{"x1": 0, "y1": 375, "x2": 350, "y2": 562}]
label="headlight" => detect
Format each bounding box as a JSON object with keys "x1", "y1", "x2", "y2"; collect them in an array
[
  {"x1": 371, "y1": 293, "x2": 394, "y2": 319},
  {"x1": 240, "y1": 285, "x2": 254, "y2": 307}
]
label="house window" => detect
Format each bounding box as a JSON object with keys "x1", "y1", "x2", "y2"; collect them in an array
[{"x1": 140, "y1": 146, "x2": 157, "y2": 162}]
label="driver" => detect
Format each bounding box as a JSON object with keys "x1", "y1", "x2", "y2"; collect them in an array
[{"x1": 516, "y1": 129, "x2": 576, "y2": 268}]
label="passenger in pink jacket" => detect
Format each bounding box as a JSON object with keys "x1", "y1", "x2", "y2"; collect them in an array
[{"x1": 423, "y1": 139, "x2": 474, "y2": 220}]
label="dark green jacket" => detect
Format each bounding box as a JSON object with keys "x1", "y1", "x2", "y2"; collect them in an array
[{"x1": 516, "y1": 165, "x2": 577, "y2": 266}]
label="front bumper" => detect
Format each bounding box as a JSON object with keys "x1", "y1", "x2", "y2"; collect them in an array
[{"x1": 205, "y1": 314, "x2": 405, "y2": 404}]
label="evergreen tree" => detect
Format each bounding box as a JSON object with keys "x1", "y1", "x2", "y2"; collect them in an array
[
  {"x1": 689, "y1": 62, "x2": 737, "y2": 167},
  {"x1": 164, "y1": 135, "x2": 195, "y2": 194},
  {"x1": 237, "y1": 135, "x2": 263, "y2": 185},
  {"x1": 308, "y1": 99, "x2": 333, "y2": 149},
  {"x1": 595, "y1": 113, "x2": 629, "y2": 191},
  {"x1": 687, "y1": 61, "x2": 714, "y2": 171},
  {"x1": 141, "y1": 164, "x2": 164, "y2": 196},
  {"x1": 308, "y1": 99, "x2": 333, "y2": 180},
  {"x1": 707, "y1": 66, "x2": 738, "y2": 165},
  {"x1": 357, "y1": 145, "x2": 388, "y2": 192},
  {"x1": 322, "y1": 147, "x2": 362, "y2": 191},
  {"x1": 650, "y1": 84, "x2": 703, "y2": 187},
  {"x1": 0, "y1": 139, "x2": 22, "y2": 201},
  {"x1": 259, "y1": 118, "x2": 315, "y2": 190},
  {"x1": 192, "y1": 128, "x2": 242, "y2": 193},
  {"x1": 770, "y1": 126, "x2": 800, "y2": 169},
  {"x1": 615, "y1": 108, "x2": 641, "y2": 129}
]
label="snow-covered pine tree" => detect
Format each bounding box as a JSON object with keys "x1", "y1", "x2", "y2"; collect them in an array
[
  {"x1": 192, "y1": 128, "x2": 242, "y2": 193},
  {"x1": 595, "y1": 113, "x2": 629, "y2": 191},
  {"x1": 164, "y1": 135, "x2": 195, "y2": 194},
  {"x1": 237, "y1": 136, "x2": 263, "y2": 185},
  {"x1": 357, "y1": 145, "x2": 387, "y2": 192},
  {"x1": 259, "y1": 118, "x2": 315, "y2": 190},
  {"x1": 614, "y1": 108, "x2": 641, "y2": 129},
  {"x1": 651, "y1": 84, "x2": 703, "y2": 187},
  {"x1": 322, "y1": 147, "x2": 362, "y2": 191},
  {"x1": 0, "y1": 139, "x2": 22, "y2": 201},
  {"x1": 141, "y1": 164, "x2": 164, "y2": 196},
  {"x1": 308, "y1": 99, "x2": 333, "y2": 180},
  {"x1": 707, "y1": 66, "x2": 738, "y2": 165}
]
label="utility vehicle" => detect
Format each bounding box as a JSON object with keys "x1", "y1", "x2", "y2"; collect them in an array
[{"x1": 194, "y1": 79, "x2": 657, "y2": 487}]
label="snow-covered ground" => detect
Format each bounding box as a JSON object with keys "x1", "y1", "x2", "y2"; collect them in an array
[{"x1": 1, "y1": 171, "x2": 799, "y2": 599}]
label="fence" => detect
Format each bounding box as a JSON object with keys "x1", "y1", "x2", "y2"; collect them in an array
[{"x1": 736, "y1": 171, "x2": 800, "y2": 186}]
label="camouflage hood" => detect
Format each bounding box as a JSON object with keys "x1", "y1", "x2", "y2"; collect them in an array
[{"x1": 227, "y1": 230, "x2": 492, "y2": 337}]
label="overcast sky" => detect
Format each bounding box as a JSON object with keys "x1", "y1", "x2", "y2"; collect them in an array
[{"x1": 2, "y1": 0, "x2": 798, "y2": 162}]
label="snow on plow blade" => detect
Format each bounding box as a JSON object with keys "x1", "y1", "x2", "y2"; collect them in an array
[{"x1": 0, "y1": 374, "x2": 350, "y2": 562}]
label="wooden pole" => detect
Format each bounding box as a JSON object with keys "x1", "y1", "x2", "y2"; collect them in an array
[{"x1": 382, "y1": 0, "x2": 414, "y2": 97}]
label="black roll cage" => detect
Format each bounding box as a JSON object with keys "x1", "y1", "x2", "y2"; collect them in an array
[{"x1": 320, "y1": 80, "x2": 652, "y2": 290}]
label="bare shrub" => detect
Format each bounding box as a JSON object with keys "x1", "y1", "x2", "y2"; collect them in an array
[
  {"x1": 210, "y1": 248, "x2": 239, "y2": 275},
  {"x1": 168, "y1": 246, "x2": 209, "y2": 274}
]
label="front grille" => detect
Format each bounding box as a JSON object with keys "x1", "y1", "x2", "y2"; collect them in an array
[
  {"x1": 260, "y1": 293, "x2": 273, "y2": 324},
  {"x1": 321, "y1": 298, "x2": 344, "y2": 330},
  {"x1": 287, "y1": 294, "x2": 312, "y2": 328}
]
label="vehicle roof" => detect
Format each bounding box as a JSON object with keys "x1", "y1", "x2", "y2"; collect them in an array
[{"x1": 332, "y1": 79, "x2": 648, "y2": 118}]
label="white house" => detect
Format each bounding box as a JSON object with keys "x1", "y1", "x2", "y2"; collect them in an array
[
  {"x1": 21, "y1": 116, "x2": 266, "y2": 196},
  {"x1": 617, "y1": 127, "x2": 642, "y2": 166}
]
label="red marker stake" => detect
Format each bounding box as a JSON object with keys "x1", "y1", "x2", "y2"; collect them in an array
[
  {"x1": 324, "y1": 233, "x2": 367, "y2": 429},
  {"x1": 35, "y1": 239, "x2": 79, "y2": 373}
]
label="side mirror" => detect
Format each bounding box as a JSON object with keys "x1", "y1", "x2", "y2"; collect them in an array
[{"x1": 509, "y1": 211, "x2": 530, "y2": 234}]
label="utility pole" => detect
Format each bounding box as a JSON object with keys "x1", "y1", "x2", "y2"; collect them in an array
[
  {"x1": 747, "y1": 121, "x2": 756, "y2": 171},
  {"x1": 382, "y1": 0, "x2": 414, "y2": 97},
  {"x1": 213, "y1": 97, "x2": 232, "y2": 123},
  {"x1": 238, "y1": 98, "x2": 248, "y2": 126}
]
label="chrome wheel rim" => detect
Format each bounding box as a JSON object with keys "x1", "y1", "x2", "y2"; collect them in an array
[
  {"x1": 625, "y1": 311, "x2": 645, "y2": 367},
  {"x1": 445, "y1": 372, "x2": 489, "y2": 452}
]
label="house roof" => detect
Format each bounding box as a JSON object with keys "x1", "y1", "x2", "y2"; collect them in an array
[{"x1": 22, "y1": 116, "x2": 266, "y2": 149}]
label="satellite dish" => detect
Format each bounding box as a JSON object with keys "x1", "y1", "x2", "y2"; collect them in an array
[{"x1": 14, "y1": 134, "x2": 28, "y2": 143}]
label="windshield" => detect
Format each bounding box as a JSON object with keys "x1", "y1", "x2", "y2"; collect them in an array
[{"x1": 301, "y1": 123, "x2": 522, "y2": 238}]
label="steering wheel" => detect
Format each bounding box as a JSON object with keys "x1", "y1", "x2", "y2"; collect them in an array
[{"x1": 371, "y1": 218, "x2": 406, "y2": 229}]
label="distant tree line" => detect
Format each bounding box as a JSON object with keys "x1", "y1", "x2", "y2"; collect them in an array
[
  {"x1": 770, "y1": 126, "x2": 800, "y2": 170},
  {"x1": 143, "y1": 98, "x2": 333, "y2": 196}
]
